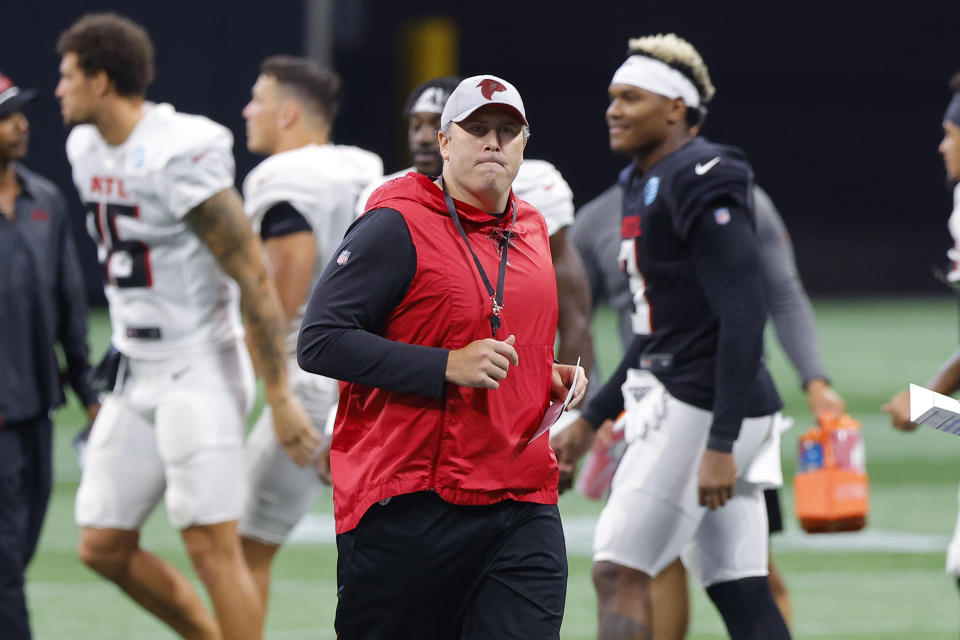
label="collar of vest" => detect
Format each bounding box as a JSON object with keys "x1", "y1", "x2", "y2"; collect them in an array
[{"x1": 369, "y1": 171, "x2": 517, "y2": 226}]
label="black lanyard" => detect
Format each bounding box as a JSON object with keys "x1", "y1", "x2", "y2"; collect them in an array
[{"x1": 439, "y1": 176, "x2": 518, "y2": 337}]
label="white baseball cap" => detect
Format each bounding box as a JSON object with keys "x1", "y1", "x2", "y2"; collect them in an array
[{"x1": 440, "y1": 74, "x2": 527, "y2": 129}]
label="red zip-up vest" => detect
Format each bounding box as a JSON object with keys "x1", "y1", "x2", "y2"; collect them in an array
[{"x1": 331, "y1": 172, "x2": 560, "y2": 533}]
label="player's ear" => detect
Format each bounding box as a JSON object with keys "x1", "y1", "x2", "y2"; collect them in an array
[
  {"x1": 92, "y1": 70, "x2": 111, "y2": 98},
  {"x1": 438, "y1": 127, "x2": 450, "y2": 161},
  {"x1": 665, "y1": 97, "x2": 686, "y2": 126},
  {"x1": 278, "y1": 101, "x2": 298, "y2": 130}
]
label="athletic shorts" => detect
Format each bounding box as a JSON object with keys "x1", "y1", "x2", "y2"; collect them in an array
[
  {"x1": 335, "y1": 492, "x2": 567, "y2": 640},
  {"x1": 75, "y1": 341, "x2": 255, "y2": 531},
  {"x1": 593, "y1": 380, "x2": 779, "y2": 588},
  {"x1": 240, "y1": 359, "x2": 337, "y2": 544}
]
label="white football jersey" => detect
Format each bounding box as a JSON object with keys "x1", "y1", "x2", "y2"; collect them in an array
[
  {"x1": 66, "y1": 103, "x2": 243, "y2": 359},
  {"x1": 513, "y1": 159, "x2": 574, "y2": 236},
  {"x1": 243, "y1": 143, "x2": 383, "y2": 353},
  {"x1": 355, "y1": 167, "x2": 412, "y2": 218},
  {"x1": 354, "y1": 159, "x2": 573, "y2": 236}
]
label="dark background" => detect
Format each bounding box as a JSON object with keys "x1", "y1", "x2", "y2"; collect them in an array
[{"x1": 4, "y1": 0, "x2": 960, "y2": 300}]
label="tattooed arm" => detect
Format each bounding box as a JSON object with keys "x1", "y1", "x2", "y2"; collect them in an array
[{"x1": 185, "y1": 188, "x2": 320, "y2": 466}]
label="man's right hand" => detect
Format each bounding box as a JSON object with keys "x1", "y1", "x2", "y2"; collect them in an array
[
  {"x1": 882, "y1": 389, "x2": 918, "y2": 432},
  {"x1": 445, "y1": 334, "x2": 519, "y2": 389},
  {"x1": 806, "y1": 378, "x2": 846, "y2": 419},
  {"x1": 270, "y1": 391, "x2": 323, "y2": 466},
  {"x1": 698, "y1": 449, "x2": 736, "y2": 510},
  {"x1": 549, "y1": 417, "x2": 596, "y2": 493}
]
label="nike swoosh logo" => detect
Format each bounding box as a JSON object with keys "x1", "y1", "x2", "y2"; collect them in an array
[{"x1": 695, "y1": 157, "x2": 721, "y2": 175}]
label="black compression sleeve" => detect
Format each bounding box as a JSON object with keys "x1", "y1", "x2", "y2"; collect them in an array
[
  {"x1": 296, "y1": 208, "x2": 449, "y2": 397},
  {"x1": 690, "y1": 202, "x2": 767, "y2": 452},
  {"x1": 260, "y1": 201, "x2": 312, "y2": 240}
]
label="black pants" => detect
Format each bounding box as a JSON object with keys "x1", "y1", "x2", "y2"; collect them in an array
[
  {"x1": 335, "y1": 491, "x2": 567, "y2": 640},
  {"x1": 0, "y1": 415, "x2": 53, "y2": 640}
]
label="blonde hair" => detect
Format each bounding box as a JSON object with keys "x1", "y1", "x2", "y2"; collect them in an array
[{"x1": 627, "y1": 34, "x2": 715, "y2": 105}]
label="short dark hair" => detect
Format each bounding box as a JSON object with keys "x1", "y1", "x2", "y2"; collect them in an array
[
  {"x1": 260, "y1": 55, "x2": 341, "y2": 123},
  {"x1": 57, "y1": 13, "x2": 155, "y2": 98},
  {"x1": 403, "y1": 76, "x2": 461, "y2": 118},
  {"x1": 950, "y1": 71, "x2": 960, "y2": 93}
]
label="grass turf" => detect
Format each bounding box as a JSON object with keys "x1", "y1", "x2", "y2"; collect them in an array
[{"x1": 26, "y1": 296, "x2": 960, "y2": 638}]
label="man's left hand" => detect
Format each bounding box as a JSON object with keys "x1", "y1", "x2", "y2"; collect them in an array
[
  {"x1": 551, "y1": 362, "x2": 587, "y2": 410},
  {"x1": 698, "y1": 449, "x2": 736, "y2": 510}
]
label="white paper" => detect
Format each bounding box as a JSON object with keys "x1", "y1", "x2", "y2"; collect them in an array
[
  {"x1": 909, "y1": 383, "x2": 960, "y2": 435},
  {"x1": 527, "y1": 357, "x2": 581, "y2": 445}
]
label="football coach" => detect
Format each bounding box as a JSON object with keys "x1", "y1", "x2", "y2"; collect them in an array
[
  {"x1": 0, "y1": 73, "x2": 99, "y2": 640},
  {"x1": 297, "y1": 74, "x2": 587, "y2": 639}
]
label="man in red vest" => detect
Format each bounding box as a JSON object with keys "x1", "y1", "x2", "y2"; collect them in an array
[{"x1": 298, "y1": 74, "x2": 586, "y2": 640}]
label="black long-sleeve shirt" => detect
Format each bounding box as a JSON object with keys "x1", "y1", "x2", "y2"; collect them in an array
[
  {"x1": 588, "y1": 140, "x2": 781, "y2": 451},
  {"x1": 11, "y1": 164, "x2": 98, "y2": 408},
  {"x1": 297, "y1": 208, "x2": 449, "y2": 396},
  {"x1": 580, "y1": 186, "x2": 823, "y2": 432},
  {"x1": 0, "y1": 215, "x2": 62, "y2": 424}
]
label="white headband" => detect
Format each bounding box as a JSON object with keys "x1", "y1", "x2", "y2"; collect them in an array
[
  {"x1": 409, "y1": 86, "x2": 450, "y2": 115},
  {"x1": 611, "y1": 55, "x2": 700, "y2": 108}
]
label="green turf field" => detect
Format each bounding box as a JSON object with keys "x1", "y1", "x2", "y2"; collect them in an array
[{"x1": 27, "y1": 296, "x2": 960, "y2": 638}]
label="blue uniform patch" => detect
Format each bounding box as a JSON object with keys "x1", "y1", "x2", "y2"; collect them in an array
[
  {"x1": 714, "y1": 207, "x2": 731, "y2": 225},
  {"x1": 643, "y1": 176, "x2": 660, "y2": 206}
]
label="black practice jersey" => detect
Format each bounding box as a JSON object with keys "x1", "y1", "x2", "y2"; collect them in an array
[{"x1": 616, "y1": 137, "x2": 781, "y2": 451}]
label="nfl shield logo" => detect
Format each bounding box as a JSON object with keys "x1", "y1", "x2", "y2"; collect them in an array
[
  {"x1": 643, "y1": 177, "x2": 660, "y2": 206},
  {"x1": 713, "y1": 207, "x2": 731, "y2": 225},
  {"x1": 337, "y1": 250, "x2": 351, "y2": 265}
]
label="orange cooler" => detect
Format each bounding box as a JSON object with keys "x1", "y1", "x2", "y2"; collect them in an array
[{"x1": 793, "y1": 414, "x2": 869, "y2": 533}]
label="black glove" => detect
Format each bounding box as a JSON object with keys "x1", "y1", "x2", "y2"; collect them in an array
[{"x1": 89, "y1": 344, "x2": 122, "y2": 393}]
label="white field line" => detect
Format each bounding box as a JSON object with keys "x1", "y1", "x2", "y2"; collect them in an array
[
  {"x1": 35, "y1": 513, "x2": 952, "y2": 555},
  {"x1": 287, "y1": 513, "x2": 952, "y2": 554}
]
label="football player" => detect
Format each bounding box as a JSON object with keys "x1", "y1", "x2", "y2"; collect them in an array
[
  {"x1": 356, "y1": 77, "x2": 594, "y2": 374},
  {"x1": 884, "y1": 69, "x2": 960, "y2": 594},
  {"x1": 56, "y1": 13, "x2": 311, "y2": 640},
  {"x1": 551, "y1": 34, "x2": 791, "y2": 639},
  {"x1": 238, "y1": 54, "x2": 382, "y2": 605},
  {"x1": 572, "y1": 183, "x2": 844, "y2": 637}
]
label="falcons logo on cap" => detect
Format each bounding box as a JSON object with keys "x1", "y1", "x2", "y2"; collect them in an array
[{"x1": 477, "y1": 78, "x2": 507, "y2": 100}]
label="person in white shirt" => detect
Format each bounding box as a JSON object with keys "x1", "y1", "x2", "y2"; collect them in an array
[
  {"x1": 357, "y1": 77, "x2": 593, "y2": 373},
  {"x1": 885, "y1": 69, "x2": 960, "y2": 594},
  {"x1": 238, "y1": 54, "x2": 382, "y2": 606},
  {"x1": 56, "y1": 13, "x2": 311, "y2": 640}
]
